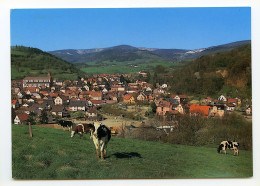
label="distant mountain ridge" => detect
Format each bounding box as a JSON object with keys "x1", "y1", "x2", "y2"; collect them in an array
[{"x1": 48, "y1": 40, "x2": 251, "y2": 64}]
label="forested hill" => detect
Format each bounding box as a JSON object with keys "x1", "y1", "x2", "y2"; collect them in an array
[
  {"x1": 11, "y1": 46, "x2": 86, "y2": 80},
  {"x1": 169, "y1": 44, "x2": 251, "y2": 99}
]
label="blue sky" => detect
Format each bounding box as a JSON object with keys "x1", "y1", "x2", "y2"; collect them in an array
[{"x1": 10, "y1": 8, "x2": 251, "y2": 51}]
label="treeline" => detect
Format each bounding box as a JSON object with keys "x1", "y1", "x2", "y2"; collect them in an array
[
  {"x1": 169, "y1": 44, "x2": 251, "y2": 99},
  {"x1": 140, "y1": 44, "x2": 251, "y2": 100},
  {"x1": 11, "y1": 46, "x2": 85, "y2": 80}
]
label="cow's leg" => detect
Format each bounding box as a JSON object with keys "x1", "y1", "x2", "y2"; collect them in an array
[
  {"x1": 71, "y1": 131, "x2": 75, "y2": 138},
  {"x1": 90, "y1": 130, "x2": 93, "y2": 139},
  {"x1": 96, "y1": 148, "x2": 99, "y2": 158},
  {"x1": 100, "y1": 141, "x2": 107, "y2": 160},
  {"x1": 93, "y1": 137, "x2": 99, "y2": 158},
  {"x1": 79, "y1": 132, "x2": 82, "y2": 139}
]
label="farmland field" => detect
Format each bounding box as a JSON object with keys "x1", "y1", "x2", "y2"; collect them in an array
[
  {"x1": 12, "y1": 125, "x2": 253, "y2": 179},
  {"x1": 79, "y1": 61, "x2": 182, "y2": 74}
]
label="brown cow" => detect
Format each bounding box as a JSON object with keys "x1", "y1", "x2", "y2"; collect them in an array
[{"x1": 71, "y1": 123, "x2": 95, "y2": 139}]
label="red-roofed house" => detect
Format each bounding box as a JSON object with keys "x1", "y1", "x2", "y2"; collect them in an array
[
  {"x1": 190, "y1": 104, "x2": 211, "y2": 117},
  {"x1": 228, "y1": 98, "x2": 238, "y2": 106},
  {"x1": 11, "y1": 100, "x2": 19, "y2": 109},
  {"x1": 123, "y1": 94, "x2": 135, "y2": 104},
  {"x1": 14, "y1": 113, "x2": 29, "y2": 124},
  {"x1": 89, "y1": 91, "x2": 102, "y2": 100}
]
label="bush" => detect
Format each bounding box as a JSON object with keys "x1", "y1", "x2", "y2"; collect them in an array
[
  {"x1": 123, "y1": 113, "x2": 252, "y2": 150},
  {"x1": 166, "y1": 113, "x2": 252, "y2": 150}
]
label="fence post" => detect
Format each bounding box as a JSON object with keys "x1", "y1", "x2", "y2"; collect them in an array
[{"x1": 28, "y1": 122, "x2": 33, "y2": 137}]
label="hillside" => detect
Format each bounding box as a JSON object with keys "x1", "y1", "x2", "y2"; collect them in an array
[
  {"x1": 12, "y1": 125, "x2": 252, "y2": 179},
  {"x1": 169, "y1": 44, "x2": 251, "y2": 99},
  {"x1": 48, "y1": 40, "x2": 251, "y2": 63},
  {"x1": 11, "y1": 46, "x2": 86, "y2": 80},
  {"x1": 48, "y1": 45, "x2": 172, "y2": 64}
]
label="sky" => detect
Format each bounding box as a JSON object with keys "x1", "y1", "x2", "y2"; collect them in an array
[{"x1": 10, "y1": 8, "x2": 251, "y2": 51}]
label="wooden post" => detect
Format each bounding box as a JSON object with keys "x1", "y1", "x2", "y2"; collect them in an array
[{"x1": 28, "y1": 122, "x2": 33, "y2": 138}]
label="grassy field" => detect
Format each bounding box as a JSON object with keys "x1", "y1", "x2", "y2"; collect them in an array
[
  {"x1": 80, "y1": 61, "x2": 180, "y2": 74},
  {"x1": 12, "y1": 125, "x2": 253, "y2": 179}
]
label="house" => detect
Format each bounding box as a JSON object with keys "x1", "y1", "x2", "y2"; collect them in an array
[
  {"x1": 137, "y1": 93, "x2": 147, "y2": 101},
  {"x1": 102, "y1": 88, "x2": 108, "y2": 94},
  {"x1": 228, "y1": 98, "x2": 238, "y2": 106},
  {"x1": 23, "y1": 73, "x2": 52, "y2": 88},
  {"x1": 172, "y1": 103, "x2": 184, "y2": 114},
  {"x1": 171, "y1": 95, "x2": 180, "y2": 103},
  {"x1": 165, "y1": 110, "x2": 180, "y2": 120},
  {"x1": 68, "y1": 100, "x2": 86, "y2": 112},
  {"x1": 123, "y1": 94, "x2": 135, "y2": 104},
  {"x1": 209, "y1": 105, "x2": 225, "y2": 117},
  {"x1": 14, "y1": 113, "x2": 29, "y2": 124},
  {"x1": 145, "y1": 87, "x2": 152, "y2": 92},
  {"x1": 11, "y1": 100, "x2": 19, "y2": 109},
  {"x1": 189, "y1": 104, "x2": 211, "y2": 117},
  {"x1": 156, "y1": 100, "x2": 172, "y2": 116},
  {"x1": 89, "y1": 91, "x2": 102, "y2": 100},
  {"x1": 86, "y1": 107, "x2": 98, "y2": 118},
  {"x1": 204, "y1": 97, "x2": 213, "y2": 105},
  {"x1": 25, "y1": 87, "x2": 38, "y2": 94},
  {"x1": 90, "y1": 100, "x2": 103, "y2": 106},
  {"x1": 161, "y1": 84, "x2": 168, "y2": 89},
  {"x1": 54, "y1": 96, "x2": 63, "y2": 105},
  {"x1": 171, "y1": 94, "x2": 187, "y2": 104},
  {"x1": 51, "y1": 105, "x2": 64, "y2": 118},
  {"x1": 246, "y1": 106, "x2": 252, "y2": 115},
  {"x1": 153, "y1": 88, "x2": 165, "y2": 94},
  {"x1": 218, "y1": 94, "x2": 228, "y2": 102},
  {"x1": 226, "y1": 103, "x2": 236, "y2": 112}
]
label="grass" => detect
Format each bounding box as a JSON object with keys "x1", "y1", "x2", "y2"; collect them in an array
[
  {"x1": 80, "y1": 61, "x2": 179, "y2": 74},
  {"x1": 12, "y1": 124, "x2": 253, "y2": 179}
]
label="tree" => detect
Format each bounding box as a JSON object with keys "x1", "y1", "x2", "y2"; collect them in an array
[
  {"x1": 40, "y1": 109, "x2": 49, "y2": 124},
  {"x1": 70, "y1": 111, "x2": 85, "y2": 119},
  {"x1": 150, "y1": 102, "x2": 157, "y2": 113},
  {"x1": 28, "y1": 112, "x2": 36, "y2": 125}
]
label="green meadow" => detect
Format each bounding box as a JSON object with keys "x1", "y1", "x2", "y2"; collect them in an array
[
  {"x1": 12, "y1": 125, "x2": 252, "y2": 179},
  {"x1": 79, "y1": 61, "x2": 181, "y2": 74}
]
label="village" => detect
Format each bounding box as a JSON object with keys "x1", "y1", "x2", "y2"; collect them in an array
[{"x1": 11, "y1": 72, "x2": 252, "y2": 134}]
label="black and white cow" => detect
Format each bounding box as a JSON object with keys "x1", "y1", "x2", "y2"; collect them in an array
[
  {"x1": 217, "y1": 141, "x2": 239, "y2": 156},
  {"x1": 58, "y1": 120, "x2": 73, "y2": 130},
  {"x1": 91, "y1": 122, "x2": 111, "y2": 160},
  {"x1": 227, "y1": 141, "x2": 239, "y2": 156}
]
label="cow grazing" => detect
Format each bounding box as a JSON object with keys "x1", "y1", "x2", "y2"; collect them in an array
[
  {"x1": 91, "y1": 122, "x2": 111, "y2": 160},
  {"x1": 71, "y1": 123, "x2": 95, "y2": 139},
  {"x1": 58, "y1": 120, "x2": 73, "y2": 130},
  {"x1": 217, "y1": 141, "x2": 239, "y2": 156},
  {"x1": 217, "y1": 141, "x2": 229, "y2": 154},
  {"x1": 227, "y1": 141, "x2": 239, "y2": 156}
]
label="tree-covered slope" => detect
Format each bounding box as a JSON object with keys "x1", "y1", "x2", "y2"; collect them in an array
[
  {"x1": 11, "y1": 46, "x2": 85, "y2": 80},
  {"x1": 49, "y1": 45, "x2": 172, "y2": 64},
  {"x1": 169, "y1": 44, "x2": 251, "y2": 99}
]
